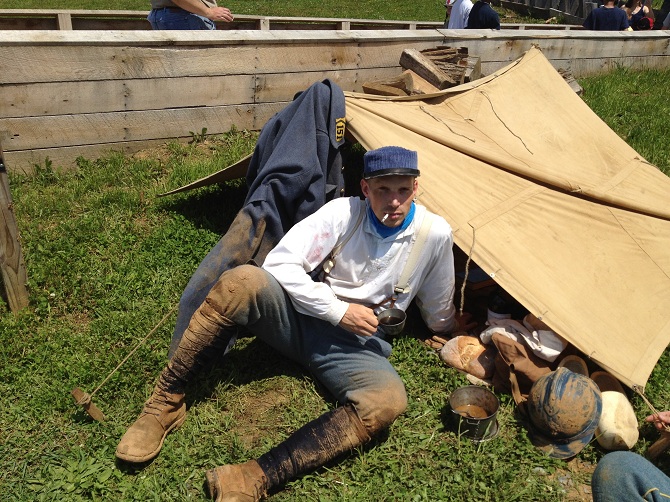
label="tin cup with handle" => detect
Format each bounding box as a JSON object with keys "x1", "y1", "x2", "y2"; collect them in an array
[{"x1": 377, "y1": 308, "x2": 407, "y2": 336}]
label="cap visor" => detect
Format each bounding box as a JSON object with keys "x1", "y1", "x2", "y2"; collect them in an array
[
  {"x1": 527, "y1": 421, "x2": 598, "y2": 459},
  {"x1": 364, "y1": 167, "x2": 420, "y2": 179}
]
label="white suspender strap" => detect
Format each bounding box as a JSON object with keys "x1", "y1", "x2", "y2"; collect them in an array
[{"x1": 394, "y1": 212, "x2": 434, "y2": 295}]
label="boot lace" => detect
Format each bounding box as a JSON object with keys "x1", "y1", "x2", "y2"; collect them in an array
[{"x1": 141, "y1": 389, "x2": 175, "y2": 418}]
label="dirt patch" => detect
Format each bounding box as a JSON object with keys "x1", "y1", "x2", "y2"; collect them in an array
[
  {"x1": 549, "y1": 458, "x2": 596, "y2": 501},
  {"x1": 225, "y1": 385, "x2": 293, "y2": 449}
]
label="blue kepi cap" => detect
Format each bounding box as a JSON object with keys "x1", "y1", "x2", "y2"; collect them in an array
[{"x1": 363, "y1": 146, "x2": 420, "y2": 179}]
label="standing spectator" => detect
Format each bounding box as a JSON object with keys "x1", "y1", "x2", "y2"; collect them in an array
[
  {"x1": 466, "y1": 0, "x2": 501, "y2": 29},
  {"x1": 582, "y1": 0, "x2": 630, "y2": 30},
  {"x1": 148, "y1": 0, "x2": 234, "y2": 30},
  {"x1": 622, "y1": 0, "x2": 655, "y2": 30},
  {"x1": 444, "y1": 0, "x2": 474, "y2": 29}
]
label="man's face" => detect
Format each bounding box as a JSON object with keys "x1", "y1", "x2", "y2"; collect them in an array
[{"x1": 361, "y1": 175, "x2": 418, "y2": 228}]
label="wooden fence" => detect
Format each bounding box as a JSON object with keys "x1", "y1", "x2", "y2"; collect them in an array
[{"x1": 1, "y1": 28, "x2": 669, "y2": 173}]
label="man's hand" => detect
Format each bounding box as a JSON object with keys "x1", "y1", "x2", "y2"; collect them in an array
[
  {"x1": 206, "y1": 6, "x2": 234, "y2": 22},
  {"x1": 424, "y1": 334, "x2": 451, "y2": 350},
  {"x1": 645, "y1": 411, "x2": 670, "y2": 430},
  {"x1": 338, "y1": 303, "x2": 378, "y2": 337},
  {"x1": 455, "y1": 311, "x2": 478, "y2": 332},
  {"x1": 173, "y1": 0, "x2": 234, "y2": 22},
  {"x1": 646, "y1": 411, "x2": 670, "y2": 461}
]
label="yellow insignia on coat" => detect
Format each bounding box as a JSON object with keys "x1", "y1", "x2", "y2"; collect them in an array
[{"x1": 335, "y1": 117, "x2": 346, "y2": 143}]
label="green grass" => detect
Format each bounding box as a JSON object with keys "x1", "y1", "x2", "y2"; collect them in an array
[
  {"x1": 580, "y1": 67, "x2": 670, "y2": 175},
  {"x1": 0, "y1": 50, "x2": 669, "y2": 502}
]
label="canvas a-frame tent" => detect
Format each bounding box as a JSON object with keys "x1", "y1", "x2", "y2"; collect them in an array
[
  {"x1": 166, "y1": 47, "x2": 669, "y2": 390},
  {"x1": 344, "y1": 46, "x2": 670, "y2": 390}
]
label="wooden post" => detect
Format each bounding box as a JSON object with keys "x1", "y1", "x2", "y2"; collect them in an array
[
  {"x1": 56, "y1": 12, "x2": 73, "y2": 30},
  {"x1": 0, "y1": 145, "x2": 29, "y2": 312}
]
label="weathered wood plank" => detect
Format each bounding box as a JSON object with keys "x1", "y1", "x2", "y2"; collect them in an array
[
  {"x1": 400, "y1": 48, "x2": 461, "y2": 88},
  {"x1": 362, "y1": 72, "x2": 413, "y2": 91},
  {"x1": 4, "y1": 26, "x2": 663, "y2": 47},
  {"x1": 0, "y1": 103, "x2": 286, "y2": 151},
  {"x1": 0, "y1": 41, "x2": 430, "y2": 85},
  {"x1": 569, "y1": 54, "x2": 670, "y2": 75},
  {"x1": 56, "y1": 12, "x2": 72, "y2": 30},
  {"x1": 4, "y1": 67, "x2": 403, "y2": 118},
  {"x1": 463, "y1": 56, "x2": 482, "y2": 82},
  {"x1": 401, "y1": 69, "x2": 441, "y2": 93},
  {"x1": 0, "y1": 29, "x2": 449, "y2": 47},
  {"x1": 361, "y1": 83, "x2": 410, "y2": 96},
  {"x1": 3, "y1": 75, "x2": 257, "y2": 118},
  {"x1": 253, "y1": 67, "x2": 404, "y2": 101},
  {"x1": 478, "y1": 54, "x2": 670, "y2": 76},
  {"x1": 0, "y1": 45, "x2": 261, "y2": 84},
  {"x1": 438, "y1": 34, "x2": 670, "y2": 64},
  {"x1": 0, "y1": 146, "x2": 29, "y2": 311}
]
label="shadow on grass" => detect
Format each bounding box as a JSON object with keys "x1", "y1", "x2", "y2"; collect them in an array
[{"x1": 157, "y1": 181, "x2": 248, "y2": 236}]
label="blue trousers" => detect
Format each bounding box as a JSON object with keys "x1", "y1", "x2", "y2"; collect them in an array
[
  {"x1": 163, "y1": 264, "x2": 408, "y2": 435},
  {"x1": 592, "y1": 451, "x2": 670, "y2": 502},
  {"x1": 148, "y1": 8, "x2": 215, "y2": 30}
]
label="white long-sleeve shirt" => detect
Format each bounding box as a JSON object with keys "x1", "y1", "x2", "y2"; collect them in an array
[
  {"x1": 448, "y1": 0, "x2": 474, "y2": 29},
  {"x1": 262, "y1": 197, "x2": 457, "y2": 333}
]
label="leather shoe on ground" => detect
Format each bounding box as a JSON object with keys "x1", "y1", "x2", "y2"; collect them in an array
[{"x1": 115, "y1": 389, "x2": 186, "y2": 463}]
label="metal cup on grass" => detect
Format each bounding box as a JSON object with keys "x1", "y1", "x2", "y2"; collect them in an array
[{"x1": 449, "y1": 385, "x2": 500, "y2": 441}]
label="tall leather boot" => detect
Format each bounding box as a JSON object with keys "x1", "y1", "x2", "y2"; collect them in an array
[
  {"x1": 116, "y1": 301, "x2": 235, "y2": 464},
  {"x1": 204, "y1": 404, "x2": 371, "y2": 501}
]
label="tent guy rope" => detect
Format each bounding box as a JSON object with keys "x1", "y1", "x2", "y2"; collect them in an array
[{"x1": 71, "y1": 304, "x2": 177, "y2": 422}]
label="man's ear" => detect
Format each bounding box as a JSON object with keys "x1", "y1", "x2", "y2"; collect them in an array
[{"x1": 360, "y1": 178, "x2": 370, "y2": 197}]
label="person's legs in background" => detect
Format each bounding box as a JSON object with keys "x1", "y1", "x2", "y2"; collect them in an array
[{"x1": 147, "y1": 7, "x2": 216, "y2": 30}]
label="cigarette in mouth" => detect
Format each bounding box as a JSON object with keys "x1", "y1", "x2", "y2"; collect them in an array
[{"x1": 381, "y1": 213, "x2": 389, "y2": 223}]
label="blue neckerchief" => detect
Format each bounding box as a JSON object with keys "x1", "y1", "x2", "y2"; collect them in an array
[{"x1": 367, "y1": 201, "x2": 416, "y2": 238}]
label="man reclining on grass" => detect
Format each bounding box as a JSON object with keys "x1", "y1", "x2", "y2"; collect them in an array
[{"x1": 116, "y1": 146, "x2": 473, "y2": 501}]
